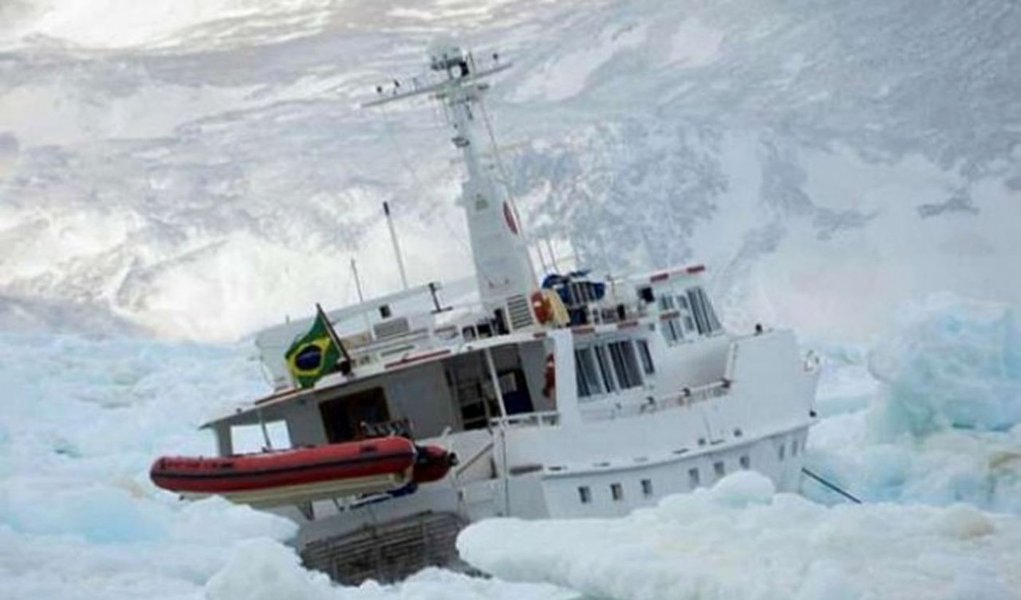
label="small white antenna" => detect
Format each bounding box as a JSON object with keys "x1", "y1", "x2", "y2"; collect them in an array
[
  {"x1": 545, "y1": 236, "x2": 560, "y2": 272},
  {"x1": 350, "y1": 257, "x2": 372, "y2": 334},
  {"x1": 383, "y1": 201, "x2": 410, "y2": 290},
  {"x1": 534, "y1": 241, "x2": 549, "y2": 274},
  {"x1": 350, "y1": 257, "x2": 366, "y2": 303}
]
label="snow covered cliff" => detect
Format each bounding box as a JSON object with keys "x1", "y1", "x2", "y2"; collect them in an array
[{"x1": 1, "y1": 0, "x2": 1018, "y2": 341}]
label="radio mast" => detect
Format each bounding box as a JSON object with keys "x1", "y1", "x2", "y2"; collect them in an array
[{"x1": 364, "y1": 42, "x2": 536, "y2": 317}]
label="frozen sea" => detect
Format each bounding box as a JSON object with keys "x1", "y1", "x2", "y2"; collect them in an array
[
  {"x1": 2, "y1": 0, "x2": 1021, "y2": 597},
  {"x1": 2, "y1": 295, "x2": 1020, "y2": 599}
]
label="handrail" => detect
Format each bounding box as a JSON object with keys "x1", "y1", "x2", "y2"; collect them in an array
[
  {"x1": 489, "y1": 411, "x2": 561, "y2": 429},
  {"x1": 454, "y1": 440, "x2": 495, "y2": 478},
  {"x1": 580, "y1": 379, "x2": 730, "y2": 421}
]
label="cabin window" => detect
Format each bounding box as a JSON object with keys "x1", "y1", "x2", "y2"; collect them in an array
[
  {"x1": 658, "y1": 295, "x2": 684, "y2": 343},
  {"x1": 319, "y1": 388, "x2": 390, "y2": 443},
  {"x1": 594, "y1": 346, "x2": 617, "y2": 393},
  {"x1": 637, "y1": 339, "x2": 655, "y2": 375},
  {"x1": 740, "y1": 455, "x2": 751, "y2": 470},
  {"x1": 714, "y1": 461, "x2": 726, "y2": 479},
  {"x1": 665, "y1": 319, "x2": 684, "y2": 343},
  {"x1": 792, "y1": 439, "x2": 799, "y2": 457},
  {"x1": 230, "y1": 421, "x2": 291, "y2": 453},
  {"x1": 687, "y1": 289, "x2": 710, "y2": 334},
  {"x1": 611, "y1": 483, "x2": 624, "y2": 501},
  {"x1": 778, "y1": 443, "x2": 786, "y2": 461},
  {"x1": 676, "y1": 294, "x2": 698, "y2": 334},
  {"x1": 688, "y1": 467, "x2": 701, "y2": 488},
  {"x1": 641, "y1": 479, "x2": 654, "y2": 498},
  {"x1": 687, "y1": 287, "x2": 722, "y2": 335},
  {"x1": 574, "y1": 348, "x2": 603, "y2": 399},
  {"x1": 578, "y1": 486, "x2": 592, "y2": 504},
  {"x1": 608, "y1": 340, "x2": 643, "y2": 389}
]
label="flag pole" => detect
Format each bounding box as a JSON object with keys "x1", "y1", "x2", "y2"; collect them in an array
[{"x1": 316, "y1": 303, "x2": 352, "y2": 365}]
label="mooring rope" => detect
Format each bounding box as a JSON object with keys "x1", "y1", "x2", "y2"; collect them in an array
[{"x1": 801, "y1": 467, "x2": 863, "y2": 504}]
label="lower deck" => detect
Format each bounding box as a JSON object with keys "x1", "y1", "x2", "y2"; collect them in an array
[{"x1": 289, "y1": 425, "x2": 811, "y2": 583}]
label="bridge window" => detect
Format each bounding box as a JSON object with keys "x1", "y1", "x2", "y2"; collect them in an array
[
  {"x1": 608, "y1": 340, "x2": 643, "y2": 389},
  {"x1": 658, "y1": 295, "x2": 684, "y2": 343},
  {"x1": 676, "y1": 294, "x2": 697, "y2": 334},
  {"x1": 594, "y1": 346, "x2": 616, "y2": 393},
  {"x1": 574, "y1": 348, "x2": 603, "y2": 399},
  {"x1": 687, "y1": 287, "x2": 722, "y2": 335}
]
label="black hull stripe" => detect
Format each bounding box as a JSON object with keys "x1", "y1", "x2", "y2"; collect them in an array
[{"x1": 153, "y1": 451, "x2": 414, "y2": 480}]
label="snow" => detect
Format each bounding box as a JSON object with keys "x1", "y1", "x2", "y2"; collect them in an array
[
  {"x1": 2, "y1": 298, "x2": 1021, "y2": 598},
  {"x1": 665, "y1": 18, "x2": 724, "y2": 67},
  {"x1": 8, "y1": 0, "x2": 332, "y2": 50},
  {"x1": 0, "y1": 332, "x2": 575, "y2": 599},
  {"x1": 2, "y1": 0, "x2": 1021, "y2": 598},
  {"x1": 458, "y1": 471, "x2": 1021, "y2": 600},
  {"x1": 1, "y1": 0, "x2": 1019, "y2": 342}
]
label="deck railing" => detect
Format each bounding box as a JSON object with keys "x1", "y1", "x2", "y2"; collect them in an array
[
  {"x1": 489, "y1": 411, "x2": 561, "y2": 429},
  {"x1": 579, "y1": 379, "x2": 731, "y2": 421}
]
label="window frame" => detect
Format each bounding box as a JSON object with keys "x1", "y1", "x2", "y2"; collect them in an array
[
  {"x1": 636, "y1": 339, "x2": 655, "y2": 375},
  {"x1": 607, "y1": 340, "x2": 643, "y2": 390},
  {"x1": 574, "y1": 347, "x2": 604, "y2": 400},
  {"x1": 593, "y1": 345, "x2": 617, "y2": 393}
]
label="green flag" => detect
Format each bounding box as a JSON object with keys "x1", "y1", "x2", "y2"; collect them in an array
[{"x1": 285, "y1": 308, "x2": 341, "y2": 388}]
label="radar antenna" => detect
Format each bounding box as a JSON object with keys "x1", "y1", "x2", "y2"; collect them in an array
[{"x1": 363, "y1": 43, "x2": 537, "y2": 317}]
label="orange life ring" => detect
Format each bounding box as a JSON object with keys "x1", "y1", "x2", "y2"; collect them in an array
[{"x1": 531, "y1": 290, "x2": 553, "y2": 324}]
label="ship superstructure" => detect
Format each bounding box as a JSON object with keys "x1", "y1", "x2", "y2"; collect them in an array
[{"x1": 197, "y1": 44, "x2": 820, "y2": 583}]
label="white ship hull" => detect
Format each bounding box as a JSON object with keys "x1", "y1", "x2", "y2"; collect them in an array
[{"x1": 193, "y1": 43, "x2": 820, "y2": 584}]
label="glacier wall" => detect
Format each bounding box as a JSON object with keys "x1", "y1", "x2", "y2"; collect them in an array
[{"x1": 0, "y1": 0, "x2": 1018, "y2": 341}]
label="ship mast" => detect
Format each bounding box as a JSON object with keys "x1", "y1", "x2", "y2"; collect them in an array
[{"x1": 364, "y1": 43, "x2": 537, "y2": 318}]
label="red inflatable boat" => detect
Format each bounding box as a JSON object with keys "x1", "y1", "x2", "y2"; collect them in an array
[{"x1": 151, "y1": 437, "x2": 454, "y2": 508}]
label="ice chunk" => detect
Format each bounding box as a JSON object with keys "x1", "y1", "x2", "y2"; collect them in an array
[
  {"x1": 205, "y1": 538, "x2": 337, "y2": 600},
  {"x1": 868, "y1": 294, "x2": 1021, "y2": 434},
  {"x1": 708, "y1": 469, "x2": 775, "y2": 507},
  {"x1": 459, "y1": 472, "x2": 1021, "y2": 600}
]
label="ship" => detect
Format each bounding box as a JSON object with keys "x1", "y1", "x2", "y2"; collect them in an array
[{"x1": 156, "y1": 42, "x2": 820, "y2": 584}]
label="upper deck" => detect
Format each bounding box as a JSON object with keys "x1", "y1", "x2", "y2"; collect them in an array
[{"x1": 206, "y1": 262, "x2": 731, "y2": 434}]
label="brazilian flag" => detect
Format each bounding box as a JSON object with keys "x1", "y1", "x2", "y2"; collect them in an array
[{"x1": 285, "y1": 309, "x2": 341, "y2": 388}]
